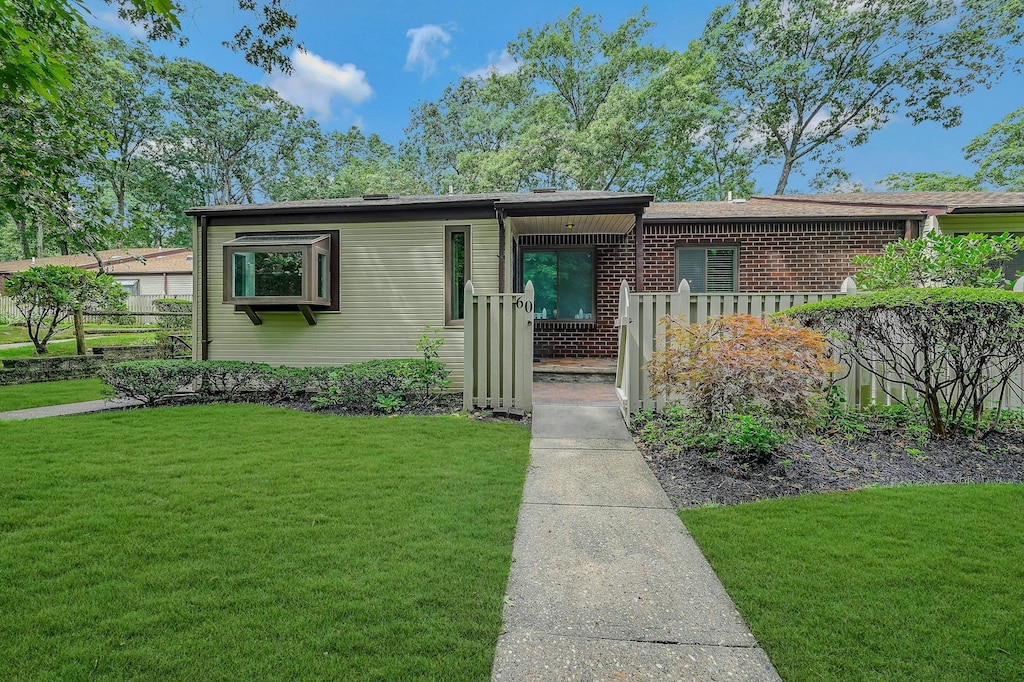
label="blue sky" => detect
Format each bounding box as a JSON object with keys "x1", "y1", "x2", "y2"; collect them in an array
[{"x1": 86, "y1": 0, "x2": 1024, "y2": 195}]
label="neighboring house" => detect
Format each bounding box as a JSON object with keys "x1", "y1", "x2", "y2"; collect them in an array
[
  {"x1": 0, "y1": 248, "x2": 194, "y2": 296},
  {"x1": 186, "y1": 190, "x2": 1024, "y2": 385}
]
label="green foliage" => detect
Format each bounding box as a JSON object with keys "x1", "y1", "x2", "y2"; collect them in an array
[
  {"x1": 852, "y1": 231, "x2": 1024, "y2": 289},
  {"x1": 311, "y1": 358, "x2": 448, "y2": 414},
  {"x1": 648, "y1": 313, "x2": 840, "y2": 429},
  {"x1": 406, "y1": 8, "x2": 754, "y2": 200},
  {"x1": 633, "y1": 405, "x2": 783, "y2": 461},
  {"x1": 879, "y1": 171, "x2": 984, "y2": 192},
  {"x1": 99, "y1": 359, "x2": 201, "y2": 405},
  {"x1": 152, "y1": 298, "x2": 192, "y2": 330},
  {"x1": 789, "y1": 288, "x2": 1024, "y2": 438},
  {"x1": 702, "y1": 0, "x2": 1024, "y2": 193},
  {"x1": 414, "y1": 327, "x2": 451, "y2": 398},
  {"x1": 965, "y1": 105, "x2": 1024, "y2": 191},
  {"x1": 6, "y1": 265, "x2": 127, "y2": 354}
]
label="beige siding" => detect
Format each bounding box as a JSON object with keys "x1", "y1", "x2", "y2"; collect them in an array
[
  {"x1": 202, "y1": 219, "x2": 500, "y2": 388},
  {"x1": 165, "y1": 274, "x2": 193, "y2": 297}
]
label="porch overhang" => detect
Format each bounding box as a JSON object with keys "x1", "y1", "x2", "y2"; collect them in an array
[{"x1": 497, "y1": 193, "x2": 653, "y2": 236}]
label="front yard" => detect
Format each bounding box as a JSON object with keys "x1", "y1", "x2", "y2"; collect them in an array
[
  {"x1": 0, "y1": 405, "x2": 530, "y2": 680},
  {"x1": 682, "y1": 485, "x2": 1024, "y2": 681}
]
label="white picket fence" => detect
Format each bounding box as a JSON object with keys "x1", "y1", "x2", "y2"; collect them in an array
[
  {"x1": 463, "y1": 281, "x2": 534, "y2": 413},
  {"x1": 1, "y1": 294, "x2": 193, "y2": 325}
]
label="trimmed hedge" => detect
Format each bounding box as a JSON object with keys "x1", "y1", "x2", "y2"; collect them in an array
[
  {"x1": 787, "y1": 287, "x2": 1024, "y2": 438},
  {"x1": 99, "y1": 359, "x2": 450, "y2": 413}
]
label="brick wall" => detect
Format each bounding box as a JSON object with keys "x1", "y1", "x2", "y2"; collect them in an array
[
  {"x1": 643, "y1": 220, "x2": 907, "y2": 292},
  {"x1": 517, "y1": 219, "x2": 907, "y2": 358}
]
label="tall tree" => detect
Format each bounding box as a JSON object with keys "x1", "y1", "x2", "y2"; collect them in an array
[
  {"x1": 702, "y1": 0, "x2": 1024, "y2": 194},
  {"x1": 407, "y1": 8, "x2": 754, "y2": 199},
  {"x1": 94, "y1": 35, "x2": 168, "y2": 225},
  {"x1": 0, "y1": 0, "x2": 298, "y2": 101},
  {"x1": 879, "y1": 172, "x2": 984, "y2": 193},
  {"x1": 267, "y1": 127, "x2": 429, "y2": 201},
  {"x1": 965, "y1": 106, "x2": 1024, "y2": 192},
  {"x1": 163, "y1": 59, "x2": 313, "y2": 206}
]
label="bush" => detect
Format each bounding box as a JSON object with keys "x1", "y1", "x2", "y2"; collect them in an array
[
  {"x1": 647, "y1": 313, "x2": 840, "y2": 430},
  {"x1": 311, "y1": 359, "x2": 428, "y2": 413},
  {"x1": 99, "y1": 360, "x2": 203, "y2": 406},
  {"x1": 789, "y1": 287, "x2": 1024, "y2": 438},
  {"x1": 152, "y1": 298, "x2": 192, "y2": 331},
  {"x1": 198, "y1": 360, "x2": 274, "y2": 401},
  {"x1": 633, "y1": 405, "x2": 784, "y2": 462}
]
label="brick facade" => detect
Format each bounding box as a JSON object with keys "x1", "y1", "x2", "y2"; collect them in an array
[{"x1": 517, "y1": 218, "x2": 906, "y2": 358}]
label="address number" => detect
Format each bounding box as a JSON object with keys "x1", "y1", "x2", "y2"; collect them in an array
[{"x1": 514, "y1": 297, "x2": 534, "y2": 313}]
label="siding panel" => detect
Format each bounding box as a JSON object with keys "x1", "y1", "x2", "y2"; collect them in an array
[{"x1": 203, "y1": 219, "x2": 500, "y2": 388}]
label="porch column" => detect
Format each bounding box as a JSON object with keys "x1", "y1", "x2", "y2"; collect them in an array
[{"x1": 634, "y1": 210, "x2": 644, "y2": 292}]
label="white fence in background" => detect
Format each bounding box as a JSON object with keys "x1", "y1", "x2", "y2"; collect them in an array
[
  {"x1": 463, "y1": 281, "x2": 534, "y2": 414},
  {"x1": 0, "y1": 293, "x2": 193, "y2": 325}
]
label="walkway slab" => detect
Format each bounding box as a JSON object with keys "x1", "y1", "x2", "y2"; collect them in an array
[
  {"x1": 531, "y1": 405, "x2": 632, "y2": 441},
  {"x1": 0, "y1": 398, "x2": 142, "y2": 421},
  {"x1": 524, "y1": 448, "x2": 671, "y2": 508},
  {"x1": 501, "y1": 504, "x2": 756, "y2": 645},
  {"x1": 493, "y1": 632, "x2": 778, "y2": 681}
]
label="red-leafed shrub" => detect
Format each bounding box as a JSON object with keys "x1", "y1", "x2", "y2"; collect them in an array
[{"x1": 647, "y1": 313, "x2": 840, "y2": 429}]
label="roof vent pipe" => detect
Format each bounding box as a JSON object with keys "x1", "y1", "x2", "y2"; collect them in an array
[{"x1": 727, "y1": 190, "x2": 733, "y2": 202}]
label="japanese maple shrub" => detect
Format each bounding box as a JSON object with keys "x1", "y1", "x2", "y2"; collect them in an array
[{"x1": 646, "y1": 314, "x2": 840, "y2": 456}]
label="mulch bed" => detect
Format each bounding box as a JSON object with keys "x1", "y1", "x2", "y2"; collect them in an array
[{"x1": 638, "y1": 425, "x2": 1024, "y2": 508}]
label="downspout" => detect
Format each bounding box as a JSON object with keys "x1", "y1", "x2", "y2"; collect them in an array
[
  {"x1": 200, "y1": 215, "x2": 210, "y2": 360},
  {"x1": 634, "y1": 210, "x2": 645, "y2": 292},
  {"x1": 496, "y1": 208, "x2": 507, "y2": 293}
]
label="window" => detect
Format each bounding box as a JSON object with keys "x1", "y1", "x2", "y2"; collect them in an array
[
  {"x1": 445, "y1": 226, "x2": 470, "y2": 325},
  {"x1": 522, "y1": 248, "x2": 595, "y2": 321},
  {"x1": 116, "y1": 279, "x2": 139, "y2": 295},
  {"x1": 676, "y1": 246, "x2": 738, "y2": 293},
  {"x1": 223, "y1": 234, "x2": 331, "y2": 306}
]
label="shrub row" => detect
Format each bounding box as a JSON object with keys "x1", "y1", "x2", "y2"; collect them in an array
[{"x1": 100, "y1": 357, "x2": 450, "y2": 412}]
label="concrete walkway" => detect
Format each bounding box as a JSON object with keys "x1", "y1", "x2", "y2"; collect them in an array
[
  {"x1": 492, "y1": 383, "x2": 780, "y2": 681},
  {"x1": 0, "y1": 398, "x2": 143, "y2": 421}
]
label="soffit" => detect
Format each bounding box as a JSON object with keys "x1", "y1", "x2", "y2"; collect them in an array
[{"x1": 508, "y1": 213, "x2": 635, "y2": 235}]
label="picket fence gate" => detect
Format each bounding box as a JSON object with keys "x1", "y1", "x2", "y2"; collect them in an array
[{"x1": 463, "y1": 281, "x2": 534, "y2": 413}]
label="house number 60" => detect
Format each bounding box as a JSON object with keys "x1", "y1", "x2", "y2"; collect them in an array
[{"x1": 514, "y1": 297, "x2": 534, "y2": 313}]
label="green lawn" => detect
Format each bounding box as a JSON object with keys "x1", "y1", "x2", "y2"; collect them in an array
[
  {"x1": 0, "y1": 378, "x2": 107, "y2": 412},
  {"x1": 682, "y1": 485, "x2": 1024, "y2": 681},
  {"x1": 0, "y1": 332, "x2": 158, "y2": 359},
  {"x1": 0, "y1": 405, "x2": 531, "y2": 681}
]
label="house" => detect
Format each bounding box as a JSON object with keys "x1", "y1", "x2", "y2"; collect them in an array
[
  {"x1": 186, "y1": 190, "x2": 1024, "y2": 387},
  {"x1": 0, "y1": 247, "x2": 194, "y2": 296}
]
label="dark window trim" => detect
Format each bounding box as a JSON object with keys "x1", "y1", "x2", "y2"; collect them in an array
[
  {"x1": 229, "y1": 229, "x2": 341, "y2": 312},
  {"x1": 520, "y1": 245, "x2": 598, "y2": 322},
  {"x1": 445, "y1": 225, "x2": 471, "y2": 327},
  {"x1": 675, "y1": 243, "x2": 740, "y2": 293}
]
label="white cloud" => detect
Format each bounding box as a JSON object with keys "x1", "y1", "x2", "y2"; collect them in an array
[
  {"x1": 467, "y1": 51, "x2": 519, "y2": 79},
  {"x1": 269, "y1": 50, "x2": 373, "y2": 120},
  {"x1": 405, "y1": 24, "x2": 452, "y2": 78},
  {"x1": 94, "y1": 9, "x2": 148, "y2": 39}
]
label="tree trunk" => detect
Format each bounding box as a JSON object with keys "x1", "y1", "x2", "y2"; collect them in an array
[
  {"x1": 36, "y1": 220, "x2": 44, "y2": 256},
  {"x1": 15, "y1": 218, "x2": 29, "y2": 258},
  {"x1": 74, "y1": 308, "x2": 86, "y2": 356},
  {"x1": 774, "y1": 157, "x2": 795, "y2": 195}
]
